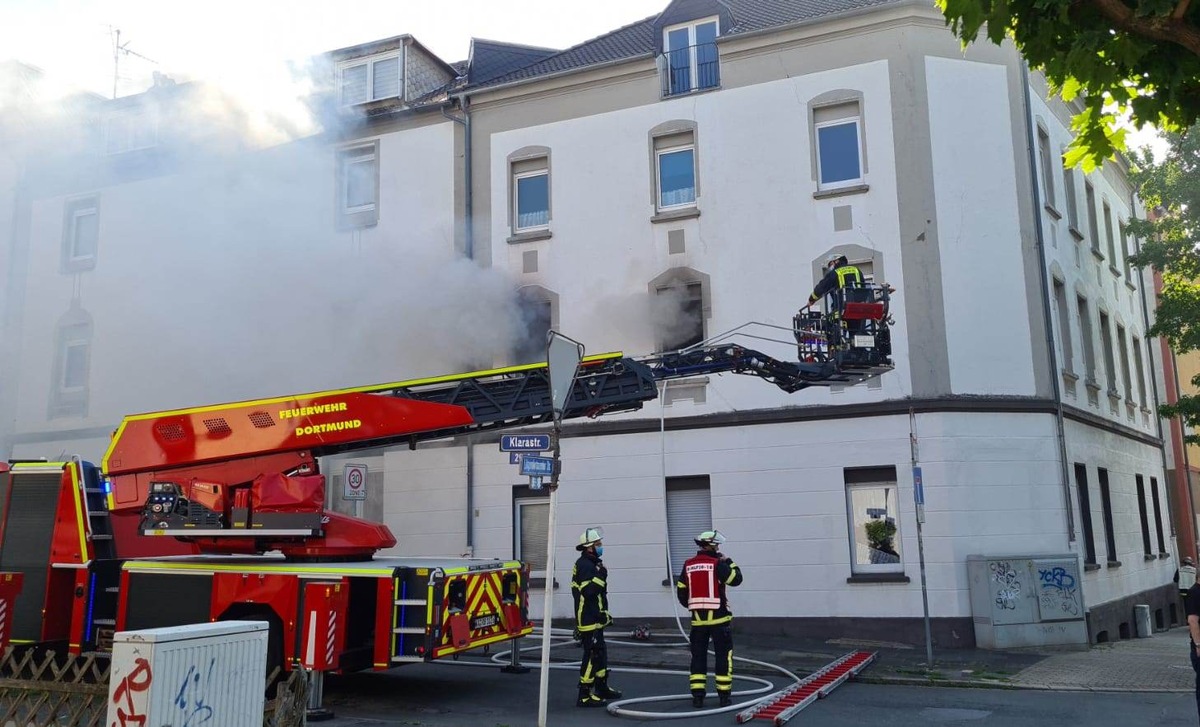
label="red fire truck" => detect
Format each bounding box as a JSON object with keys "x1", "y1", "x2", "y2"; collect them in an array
[{"x1": 0, "y1": 312, "x2": 892, "y2": 694}]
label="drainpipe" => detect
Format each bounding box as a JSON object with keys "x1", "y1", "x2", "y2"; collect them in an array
[
  {"x1": 1021, "y1": 62, "x2": 1076, "y2": 543},
  {"x1": 442, "y1": 94, "x2": 475, "y2": 553}
]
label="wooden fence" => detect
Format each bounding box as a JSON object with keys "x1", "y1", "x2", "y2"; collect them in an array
[{"x1": 0, "y1": 648, "x2": 309, "y2": 727}]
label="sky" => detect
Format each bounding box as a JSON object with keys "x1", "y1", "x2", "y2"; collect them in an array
[{"x1": 0, "y1": 0, "x2": 663, "y2": 101}]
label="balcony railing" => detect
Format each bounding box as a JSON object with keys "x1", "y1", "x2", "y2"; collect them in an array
[{"x1": 658, "y1": 43, "x2": 720, "y2": 98}]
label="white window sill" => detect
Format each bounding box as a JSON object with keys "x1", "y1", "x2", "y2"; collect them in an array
[
  {"x1": 813, "y1": 183, "x2": 869, "y2": 200},
  {"x1": 651, "y1": 207, "x2": 701, "y2": 224},
  {"x1": 508, "y1": 229, "x2": 553, "y2": 244}
]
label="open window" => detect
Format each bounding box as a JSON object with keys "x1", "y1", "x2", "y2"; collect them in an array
[
  {"x1": 650, "y1": 267, "x2": 710, "y2": 352},
  {"x1": 512, "y1": 286, "x2": 557, "y2": 365}
]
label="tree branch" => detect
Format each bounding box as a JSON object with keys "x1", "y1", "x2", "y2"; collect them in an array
[
  {"x1": 1175, "y1": 0, "x2": 1192, "y2": 20},
  {"x1": 1083, "y1": 0, "x2": 1200, "y2": 55}
]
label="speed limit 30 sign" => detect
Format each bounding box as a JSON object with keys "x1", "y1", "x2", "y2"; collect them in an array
[{"x1": 343, "y1": 463, "x2": 368, "y2": 501}]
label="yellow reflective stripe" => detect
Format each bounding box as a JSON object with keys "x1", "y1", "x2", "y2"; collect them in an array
[
  {"x1": 725, "y1": 567, "x2": 739, "y2": 585},
  {"x1": 443, "y1": 567, "x2": 468, "y2": 575},
  {"x1": 836, "y1": 265, "x2": 861, "y2": 287},
  {"x1": 123, "y1": 561, "x2": 393, "y2": 576},
  {"x1": 69, "y1": 463, "x2": 87, "y2": 559},
  {"x1": 10, "y1": 462, "x2": 67, "y2": 470},
  {"x1": 591, "y1": 578, "x2": 605, "y2": 587},
  {"x1": 576, "y1": 623, "x2": 602, "y2": 632},
  {"x1": 676, "y1": 581, "x2": 686, "y2": 588},
  {"x1": 690, "y1": 614, "x2": 732, "y2": 626}
]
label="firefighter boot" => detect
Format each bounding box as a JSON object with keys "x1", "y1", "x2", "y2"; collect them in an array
[
  {"x1": 719, "y1": 692, "x2": 733, "y2": 707},
  {"x1": 576, "y1": 686, "x2": 603, "y2": 708},
  {"x1": 692, "y1": 692, "x2": 705, "y2": 709},
  {"x1": 595, "y1": 676, "x2": 622, "y2": 700}
]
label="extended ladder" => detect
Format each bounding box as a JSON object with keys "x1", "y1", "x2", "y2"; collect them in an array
[{"x1": 736, "y1": 651, "x2": 876, "y2": 726}]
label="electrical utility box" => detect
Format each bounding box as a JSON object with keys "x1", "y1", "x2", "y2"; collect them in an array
[
  {"x1": 107, "y1": 620, "x2": 269, "y2": 727},
  {"x1": 966, "y1": 554, "x2": 1088, "y2": 649}
]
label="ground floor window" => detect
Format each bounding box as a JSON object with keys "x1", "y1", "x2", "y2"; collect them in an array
[{"x1": 844, "y1": 466, "x2": 901, "y2": 574}]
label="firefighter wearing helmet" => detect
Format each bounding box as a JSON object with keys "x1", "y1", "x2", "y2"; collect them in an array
[
  {"x1": 808, "y1": 253, "x2": 863, "y2": 309},
  {"x1": 571, "y1": 526, "x2": 621, "y2": 707},
  {"x1": 676, "y1": 529, "x2": 743, "y2": 708}
]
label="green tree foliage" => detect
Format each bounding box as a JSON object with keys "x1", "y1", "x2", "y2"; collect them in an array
[
  {"x1": 1127, "y1": 127, "x2": 1200, "y2": 443},
  {"x1": 936, "y1": 0, "x2": 1200, "y2": 170}
]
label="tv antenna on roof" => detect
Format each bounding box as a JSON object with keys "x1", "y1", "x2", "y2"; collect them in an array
[{"x1": 110, "y1": 27, "x2": 158, "y2": 99}]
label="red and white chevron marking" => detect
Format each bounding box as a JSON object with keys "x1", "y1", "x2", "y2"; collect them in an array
[
  {"x1": 0, "y1": 598, "x2": 7, "y2": 645},
  {"x1": 326, "y1": 612, "x2": 336, "y2": 666}
]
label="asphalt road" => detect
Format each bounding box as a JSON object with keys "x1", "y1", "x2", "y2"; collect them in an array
[{"x1": 316, "y1": 660, "x2": 1198, "y2": 726}]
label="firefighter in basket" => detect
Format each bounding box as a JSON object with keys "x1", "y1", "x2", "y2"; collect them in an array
[
  {"x1": 676, "y1": 529, "x2": 743, "y2": 708},
  {"x1": 572, "y1": 526, "x2": 622, "y2": 707},
  {"x1": 805, "y1": 253, "x2": 867, "y2": 338}
]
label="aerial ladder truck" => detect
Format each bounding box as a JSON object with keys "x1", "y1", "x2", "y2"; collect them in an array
[{"x1": 0, "y1": 291, "x2": 892, "y2": 692}]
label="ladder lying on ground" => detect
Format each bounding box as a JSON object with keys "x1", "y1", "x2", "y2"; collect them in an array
[{"x1": 736, "y1": 651, "x2": 877, "y2": 725}]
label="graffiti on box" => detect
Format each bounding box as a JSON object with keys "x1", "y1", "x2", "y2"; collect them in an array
[
  {"x1": 110, "y1": 656, "x2": 152, "y2": 727},
  {"x1": 1037, "y1": 564, "x2": 1082, "y2": 617},
  {"x1": 990, "y1": 560, "x2": 1021, "y2": 610}
]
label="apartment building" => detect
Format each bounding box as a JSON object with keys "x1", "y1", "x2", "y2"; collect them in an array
[{"x1": 0, "y1": 0, "x2": 1178, "y2": 647}]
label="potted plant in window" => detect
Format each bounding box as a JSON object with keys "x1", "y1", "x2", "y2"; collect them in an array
[{"x1": 864, "y1": 518, "x2": 899, "y2": 562}]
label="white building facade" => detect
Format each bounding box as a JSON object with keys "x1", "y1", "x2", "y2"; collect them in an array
[{"x1": 0, "y1": 0, "x2": 1177, "y2": 648}]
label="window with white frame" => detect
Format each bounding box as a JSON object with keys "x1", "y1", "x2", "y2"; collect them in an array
[
  {"x1": 339, "y1": 52, "x2": 402, "y2": 106},
  {"x1": 1085, "y1": 181, "x2": 1100, "y2": 254},
  {"x1": 814, "y1": 102, "x2": 863, "y2": 190},
  {"x1": 655, "y1": 135, "x2": 697, "y2": 211},
  {"x1": 512, "y1": 158, "x2": 550, "y2": 231},
  {"x1": 337, "y1": 143, "x2": 379, "y2": 228},
  {"x1": 845, "y1": 467, "x2": 902, "y2": 574},
  {"x1": 62, "y1": 197, "x2": 99, "y2": 271},
  {"x1": 1053, "y1": 278, "x2": 1074, "y2": 373},
  {"x1": 1037, "y1": 127, "x2": 1056, "y2": 209},
  {"x1": 514, "y1": 497, "x2": 549, "y2": 583},
  {"x1": 1133, "y1": 336, "x2": 1147, "y2": 408},
  {"x1": 1063, "y1": 163, "x2": 1081, "y2": 232},
  {"x1": 49, "y1": 311, "x2": 93, "y2": 419},
  {"x1": 662, "y1": 18, "x2": 720, "y2": 96}
]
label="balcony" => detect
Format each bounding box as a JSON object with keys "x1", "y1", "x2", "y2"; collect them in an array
[{"x1": 658, "y1": 43, "x2": 720, "y2": 98}]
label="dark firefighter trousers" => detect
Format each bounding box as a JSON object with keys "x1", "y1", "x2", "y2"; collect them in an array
[
  {"x1": 579, "y1": 628, "x2": 609, "y2": 687},
  {"x1": 689, "y1": 623, "x2": 733, "y2": 696}
]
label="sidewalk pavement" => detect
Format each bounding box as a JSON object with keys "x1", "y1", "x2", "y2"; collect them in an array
[{"x1": 583, "y1": 625, "x2": 1196, "y2": 694}]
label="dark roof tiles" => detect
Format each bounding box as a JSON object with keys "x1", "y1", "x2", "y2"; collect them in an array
[{"x1": 466, "y1": 0, "x2": 901, "y2": 91}]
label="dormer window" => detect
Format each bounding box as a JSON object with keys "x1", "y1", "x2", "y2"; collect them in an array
[
  {"x1": 339, "y1": 52, "x2": 402, "y2": 106},
  {"x1": 661, "y1": 18, "x2": 719, "y2": 97}
]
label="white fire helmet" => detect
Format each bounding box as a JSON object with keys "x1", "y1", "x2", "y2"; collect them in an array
[
  {"x1": 576, "y1": 526, "x2": 604, "y2": 551},
  {"x1": 695, "y1": 529, "x2": 726, "y2": 548}
]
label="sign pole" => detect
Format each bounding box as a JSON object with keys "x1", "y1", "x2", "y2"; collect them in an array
[
  {"x1": 537, "y1": 332, "x2": 583, "y2": 727},
  {"x1": 910, "y1": 408, "x2": 933, "y2": 668}
]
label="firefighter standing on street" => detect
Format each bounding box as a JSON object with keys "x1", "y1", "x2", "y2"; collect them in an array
[
  {"x1": 572, "y1": 526, "x2": 622, "y2": 707},
  {"x1": 676, "y1": 529, "x2": 743, "y2": 708}
]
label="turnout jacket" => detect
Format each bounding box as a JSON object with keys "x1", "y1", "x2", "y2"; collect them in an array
[
  {"x1": 572, "y1": 551, "x2": 613, "y2": 632},
  {"x1": 676, "y1": 550, "x2": 744, "y2": 626},
  {"x1": 808, "y1": 264, "x2": 863, "y2": 306}
]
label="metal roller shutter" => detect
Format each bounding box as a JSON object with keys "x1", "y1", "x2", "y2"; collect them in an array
[{"x1": 665, "y1": 476, "x2": 711, "y2": 579}]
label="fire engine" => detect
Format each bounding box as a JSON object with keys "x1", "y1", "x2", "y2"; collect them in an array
[{"x1": 0, "y1": 293, "x2": 892, "y2": 692}]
